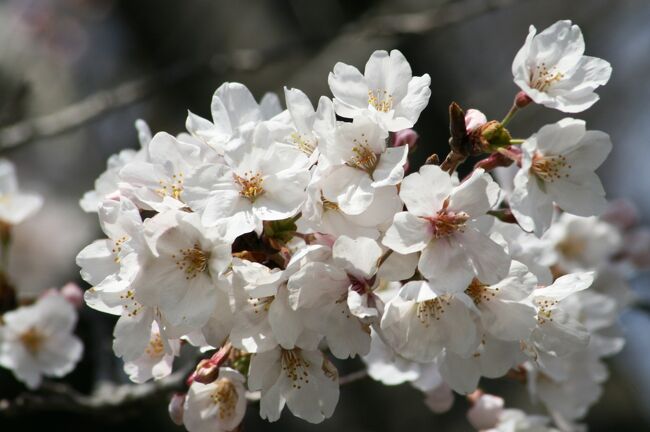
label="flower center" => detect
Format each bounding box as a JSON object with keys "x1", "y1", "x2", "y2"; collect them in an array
[
  {"x1": 211, "y1": 378, "x2": 238, "y2": 421},
  {"x1": 425, "y1": 200, "x2": 469, "y2": 238},
  {"x1": 368, "y1": 89, "x2": 393, "y2": 112},
  {"x1": 156, "y1": 173, "x2": 184, "y2": 200},
  {"x1": 416, "y1": 296, "x2": 451, "y2": 327},
  {"x1": 145, "y1": 333, "x2": 165, "y2": 357},
  {"x1": 234, "y1": 171, "x2": 264, "y2": 202},
  {"x1": 555, "y1": 236, "x2": 587, "y2": 260},
  {"x1": 531, "y1": 151, "x2": 571, "y2": 182},
  {"x1": 290, "y1": 132, "x2": 316, "y2": 156},
  {"x1": 465, "y1": 278, "x2": 498, "y2": 305},
  {"x1": 348, "y1": 135, "x2": 378, "y2": 174},
  {"x1": 530, "y1": 63, "x2": 564, "y2": 92},
  {"x1": 173, "y1": 244, "x2": 209, "y2": 280},
  {"x1": 321, "y1": 193, "x2": 340, "y2": 211},
  {"x1": 535, "y1": 297, "x2": 559, "y2": 324},
  {"x1": 281, "y1": 348, "x2": 311, "y2": 389},
  {"x1": 20, "y1": 327, "x2": 45, "y2": 355}
]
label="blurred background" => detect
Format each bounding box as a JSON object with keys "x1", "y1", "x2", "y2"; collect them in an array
[{"x1": 0, "y1": 0, "x2": 649, "y2": 430}]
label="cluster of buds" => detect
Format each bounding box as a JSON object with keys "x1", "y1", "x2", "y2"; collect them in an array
[{"x1": 76, "y1": 20, "x2": 637, "y2": 432}]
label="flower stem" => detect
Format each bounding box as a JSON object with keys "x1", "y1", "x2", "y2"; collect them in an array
[
  {"x1": 501, "y1": 104, "x2": 518, "y2": 127},
  {"x1": 509, "y1": 139, "x2": 525, "y2": 145}
]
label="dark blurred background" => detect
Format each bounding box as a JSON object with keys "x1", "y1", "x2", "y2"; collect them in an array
[{"x1": 0, "y1": 0, "x2": 649, "y2": 430}]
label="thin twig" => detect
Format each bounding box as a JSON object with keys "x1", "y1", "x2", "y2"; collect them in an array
[{"x1": 339, "y1": 369, "x2": 368, "y2": 386}]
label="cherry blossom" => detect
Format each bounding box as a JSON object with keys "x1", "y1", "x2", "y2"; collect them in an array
[
  {"x1": 328, "y1": 49, "x2": 431, "y2": 131},
  {"x1": 510, "y1": 118, "x2": 612, "y2": 236},
  {"x1": 0, "y1": 293, "x2": 82, "y2": 389},
  {"x1": 512, "y1": 20, "x2": 612, "y2": 113},
  {"x1": 0, "y1": 158, "x2": 43, "y2": 225}
]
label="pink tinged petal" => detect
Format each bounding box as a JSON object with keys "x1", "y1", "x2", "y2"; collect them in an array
[
  {"x1": 76, "y1": 239, "x2": 117, "y2": 286},
  {"x1": 399, "y1": 165, "x2": 453, "y2": 217},
  {"x1": 449, "y1": 169, "x2": 499, "y2": 217},
  {"x1": 268, "y1": 288, "x2": 308, "y2": 350},
  {"x1": 382, "y1": 211, "x2": 432, "y2": 254},
  {"x1": 534, "y1": 308, "x2": 590, "y2": 357},
  {"x1": 328, "y1": 62, "x2": 369, "y2": 118},
  {"x1": 424, "y1": 384, "x2": 454, "y2": 414},
  {"x1": 371, "y1": 145, "x2": 408, "y2": 187},
  {"x1": 418, "y1": 239, "x2": 473, "y2": 292},
  {"x1": 457, "y1": 227, "x2": 511, "y2": 285},
  {"x1": 364, "y1": 50, "x2": 412, "y2": 102},
  {"x1": 441, "y1": 297, "x2": 480, "y2": 356},
  {"x1": 332, "y1": 235, "x2": 382, "y2": 279},
  {"x1": 345, "y1": 185, "x2": 402, "y2": 228},
  {"x1": 201, "y1": 292, "x2": 234, "y2": 347},
  {"x1": 491, "y1": 261, "x2": 538, "y2": 301}
]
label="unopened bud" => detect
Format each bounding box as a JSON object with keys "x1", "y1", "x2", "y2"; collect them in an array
[
  {"x1": 474, "y1": 121, "x2": 512, "y2": 152},
  {"x1": 61, "y1": 283, "x2": 84, "y2": 309},
  {"x1": 424, "y1": 383, "x2": 454, "y2": 414},
  {"x1": 193, "y1": 358, "x2": 220, "y2": 384},
  {"x1": 168, "y1": 392, "x2": 185, "y2": 426},
  {"x1": 515, "y1": 90, "x2": 532, "y2": 108},
  {"x1": 393, "y1": 129, "x2": 419, "y2": 149},
  {"x1": 464, "y1": 109, "x2": 487, "y2": 134},
  {"x1": 467, "y1": 393, "x2": 504, "y2": 430}
]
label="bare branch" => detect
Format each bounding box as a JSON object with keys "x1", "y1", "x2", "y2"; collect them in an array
[
  {"x1": 0, "y1": 363, "x2": 193, "y2": 417},
  {"x1": 339, "y1": 369, "x2": 368, "y2": 386}
]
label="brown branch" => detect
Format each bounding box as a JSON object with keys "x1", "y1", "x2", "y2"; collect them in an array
[
  {"x1": 0, "y1": 47, "x2": 293, "y2": 150},
  {"x1": 0, "y1": 362, "x2": 193, "y2": 417},
  {"x1": 339, "y1": 369, "x2": 368, "y2": 386}
]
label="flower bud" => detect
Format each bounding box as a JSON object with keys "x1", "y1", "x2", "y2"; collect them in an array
[
  {"x1": 60, "y1": 283, "x2": 84, "y2": 309},
  {"x1": 168, "y1": 392, "x2": 185, "y2": 426},
  {"x1": 424, "y1": 383, "x2": 454, "y2": 414},
  {"x1": 464, "y1": 109, "x2": 487, "y2": 134},
  {"x1": 193, "y1": 358, "x2": 220, "y2": 384},
  {"x1": 467, "y1": 393, "x2": 504, "y2": 430},
  {"x1": 392, "y1": 129, "x2": 419, "y2": 149},
  {"x1": 515, "y1": 90, "x2": 532, "y2": 108},
  {"x1": 473, "y1": 120, "x2": 512, "y2": 152}
]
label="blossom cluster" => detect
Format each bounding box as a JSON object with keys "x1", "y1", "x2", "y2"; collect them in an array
[
  {"x1": 77, "y1": 20, "x2": 634, "y2": 432},
  {"x1": 0, "y1": 160, "x2": 83, "y2": 390}
]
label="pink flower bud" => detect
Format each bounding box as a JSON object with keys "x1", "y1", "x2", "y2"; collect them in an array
[
  {"x1": 168, "y1": 392, "x2": 185, "y2": 425},
  {"x1": 313, "y1": 233, "x2": 336, "y2": 248},
  {"x1": 61, "y1": 283, "x2": 84, "y2": 309},
  {"x1": 515, "y1": 90, "x2": 532, "y2": 108},
  {"x1": 464, "y1": 109, "x2": 487, "y2": 134},
  {"x1": 467, "y1": 393, "x2": 504, "y2": 430},
  {"x1": 393, "y1": 129, "x2": 419, "y2": 149},
  {"x1": 424, "y1": 383, "x2": 454, "y2": 414}
]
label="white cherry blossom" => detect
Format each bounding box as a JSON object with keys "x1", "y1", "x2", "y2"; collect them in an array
[
  {"x1": 186, "y1": 82, "x2": 283, "y2": 152},
  {"x1": 123, "y1": 322, "x2": 180, "y2": 384},
  {"x1": 512, "y1": 20, "x2": 612, "y2": 113},
  {"x1": 184, "y1": 122, "x2": 310, "y2": 235},
  {"x1": 0, "y1": 293, "x2": 83, "y2": 389},
  {"x1": 319, "y1": 115, "x2": 408, "y2": 215},
  {"x1": 248, "y1": 347, "x2": 339, "y2": 423},
  {"x1": 183, "y1": 367, "x2": 247, "y2": 432},
  {"x1": 328, "y1": 49, "x2": 431, "y2": 131},
  {"x1": 510, "y1": 118, "x2": 612, "y2": 236},
  {"x1": 383, "y1": 164, "x2": 510, "y2": 292}
]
